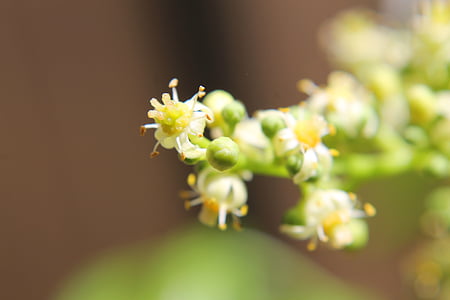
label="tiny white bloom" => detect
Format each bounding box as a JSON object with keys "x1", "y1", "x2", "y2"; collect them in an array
[
  {"x1": 280, "y1": 189, "x2": 375, "y2": 250},
  {"x1": 300, "y1": 72, "x2": 378, "y2": 138},
  {"x1": 140, "y1": 79, "x2": 213, "y2": 159},
  {"x1": 181, "y1": 168, "x2": 248, "y2": 231}
]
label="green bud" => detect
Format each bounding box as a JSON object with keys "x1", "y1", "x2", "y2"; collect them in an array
[
  {"x1": 363, "y1": 64, "x2": 401, "y2": 100},
  {"x1": 222, "y1": 101, "x2": 246, "y2": 127},
  {"x1": 344, "y1": 219, "x2": 369, "y2": 250},
  {"x1": 406, "y1": 84, "x2": 436, "y2": 125},
  {"x1": 203, "y1": 90, "x2": 234, "y2": 128},
  {"x1": 285, "y1": 153, "x2": 304, "y2": 176},
  {"x1": 261, "y1": 115, "x2": 286, "y2": 138},
  {"x1": 206, "y1": 137, "x2": 240, "y2": 172}
]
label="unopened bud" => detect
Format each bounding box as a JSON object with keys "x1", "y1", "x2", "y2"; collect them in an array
[
  {"x1": 261, "y1": 115, "x2": 286, "y2": 138},
  {"x1": 407, "y1": 85, "x2": 436, "y2": 125},
  {"x1": 206, "y1": 137, "x2": 240, "y2": 171},
  {"x1": 203, "y1": 90, "x2": 234, "y2": 128},
  {"x1": 222, "y1": 100, "x2": 246, "y2": 127},
  {"x1": 285, "y1": 153, "x2": 304, "y2": 176}
]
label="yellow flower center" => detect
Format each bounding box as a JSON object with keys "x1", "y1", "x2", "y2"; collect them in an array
[
  {"x1": 293, "y1": 120, "x2": 321, "y2": 148},
  {"x1": 149, "y1": 99, "x2": 193, "y2": 136},
  {"x1": 322, "y1": 210, "x2": 350, "y2": 236}
]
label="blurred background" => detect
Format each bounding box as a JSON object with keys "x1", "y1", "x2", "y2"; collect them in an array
[{"x1": 1, "y1": 0, "x2": 427, "y2": 299}]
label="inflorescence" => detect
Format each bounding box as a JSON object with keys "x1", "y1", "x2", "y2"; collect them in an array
[{"x1": 140, "y1": 1, "x2": 450, "y2": 258}]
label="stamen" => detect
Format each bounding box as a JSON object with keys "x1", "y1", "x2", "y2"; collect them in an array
[
  {"x1": 328, "y1": 124, "x2": 337, "y2": 136},
  {"x1": 184, "y1": 200, "x2": 191, "y2": 210},
  {"x1": 329, "y1": 149, "x2": 340, "y2": 157},
  {"x1": 232, "y1": 215, "x2": 243, "y2": 231},
  {"x1": 317, "y1": 226, "x2": 329, "y2": 242},
  {"x1": 278, "y1": 107, "x2": 290, "y2": 113},
  {"x1": 168, "y1": 78, "x2": 179, "y2": 101},
  {"x1": 240, "y1": 205, "x2": 248, "y2": 216},
  {"x1": 348, "y1": 192, "x2": 357, "y2": 201},
  {"x1": 307, "y1": 238, "x2": 318, "y2": 251},
  {"x1": 168, "y1": 78, "x2": 179, "y2": 88},
  {"x1": 364, "y1": 203, "x2": 376, "y2": 217},
  {"x1": 198, "y1": 86, "x2": 206, "y2": 98},
  {"x1": 184, "y1": 197, "x2": 203, "y2": 210},
  {"x1": 178, "y1": 190, "x2": 196, "y2": 199},
  {"x1": 297, "y1": 79, "x2": 317, "y2": 95},
  {"x1": 140, "y1": 126, "x2": 147, "y2": 136},
  {"x1": 218, "y1": 205, "x2": 227, "y2": 231},
  {"x1": 150, "y1": 141, "x2": 161, "y2": 158},
  {"x1": 187, "y1": 173, "x2": 196, "y2": 186}
]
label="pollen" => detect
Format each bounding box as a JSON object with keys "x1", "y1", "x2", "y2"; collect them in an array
[
  {"x1": 294, "y1": 120, "x2": 322, "y2": 148},
  {"x1": 364, "y1": 203, "x2": 376, "y2": 217},
  {"x1": 187, "y1": 173, "x2": 196, "y2": 186},
  {"x1": 329, "y1": 149, "x2": 340, "y2": 157}
]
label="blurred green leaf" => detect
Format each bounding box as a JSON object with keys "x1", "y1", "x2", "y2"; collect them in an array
[{"x1": 54, "y1": 226, "x2": 381, "y2": 300}]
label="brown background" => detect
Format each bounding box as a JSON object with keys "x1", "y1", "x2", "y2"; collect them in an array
[{"x1": 1, "y1": 1, "x2": 419, "y2": 299}]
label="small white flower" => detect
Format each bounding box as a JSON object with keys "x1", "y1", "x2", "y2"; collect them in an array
[
  {"x1": 181, "y1": 168, "x2": 248, "y2": 230},
  {"x1": 274, "y1": 111, "x2": 331, "y2": 156},
  {"x1": 280, "y1": 189, "x2": 375, "y2": 250},
  {"x1": 140, "y1": 78, "x2": 213, "y2": 159},
  {"x1": 272, "y1": 109, "x2": 336, "y2": 182}
]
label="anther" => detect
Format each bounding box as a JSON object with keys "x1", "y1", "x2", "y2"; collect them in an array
[
  {"x1": 140, "y1": 126, "x2": 147, "y2": 136},
  {"x1": 328, "y1": 124, "x2": 337, "y2": 136},
  {"x1": 187, "y1": 173, "x2": 196, "y2": 186},
  {"x1": 240, "y1": 205, "x2": 248, "y2": 216},
  {"x1": 307, "y1": 240, "x2": 317, "y2": 251},
  {"x1": 168, "y1": 78, "x2": 179, "y2": 88},
  {"x1": 329, "y1": 149, "x2": 340, "y2": 157},
  {"x1": 364, "y1": 203, "x2": 376, "y2": 217},
  {"x1": 150, "y1": 151, "x2": 160, "y2": 158},
  {"x1": 184, "y1": 200, "x2": 191, "y2": 211}
]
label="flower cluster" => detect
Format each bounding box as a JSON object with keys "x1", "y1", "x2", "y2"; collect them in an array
[
  {"x1": 139, "y1": 1, "x2": 450, "y2": 258},
  {"x1": 141, "y1": 78, "x2": 375, "y2": 250},
  {"x1": 320, "y1": 1, "x2": 450, "y2": 297}
]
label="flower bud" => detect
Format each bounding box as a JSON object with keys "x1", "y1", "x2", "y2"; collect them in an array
[
  {"x1": 364, "y1": 64, "x2": 401, "y2": 100},
  {"x1": 407, "y1": 85, "x2": 436, "y2": 125},
  {"x1": 206, "y1": 137, "x2": 240, "y2": 171},
  {"x1": 285, "y1": 153, "x2": 304, "y2": 176},
  {"x1": 203, "y1": 90, "x2": 234, "y2": 128},
  {"x1": 222, "y1": 100, "x2": 246, "y2": 127},
  {"x1": 261, "y1": 114, "x2": 286, "y2": 138}
]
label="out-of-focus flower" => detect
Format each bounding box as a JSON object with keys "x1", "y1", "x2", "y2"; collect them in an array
[
  {"x1": 299, "y1": 71, "x2": 379, "y2": 139},
  {"x1": 140, "y1": 79, "x2": 213, "y2": 160},
  {"x1": 181, "y1": 169, "x2": 248, "y2": 230},
  {"x1": 280, "y1": 189, "x2": 375, "y2": 250},
  {"x1": 321, "y1": 9, "x2": 411, "y2": 71}
]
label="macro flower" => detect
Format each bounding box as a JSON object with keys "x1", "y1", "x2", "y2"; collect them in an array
[
  {"x1": 181, "y1": 168, "x2": 248, "y2": 230},
  {"x1": 273, "y1": 109, "x2": 336, "y2": 182},
  {"x1": 280, "y1": 189, "x2": 376, "y2": 250},
  {"x1": 140, "y1": 78, "x2": 213, "y2": 160}
]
